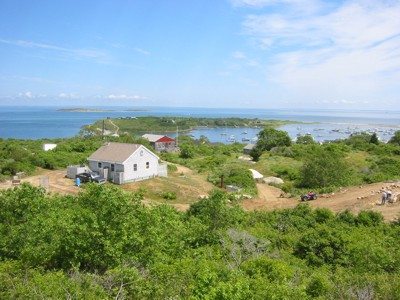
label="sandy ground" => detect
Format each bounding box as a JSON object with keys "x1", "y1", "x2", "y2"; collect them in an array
[
  {"x1": 243, "y1": 182, "x2": 400, "y2": 222},
  {"x1": 2, "y1": 168, "x2": 399, "y2": 221},
  {"x1": 0, "y1": 169, "x2": 80, "y2": 195}
]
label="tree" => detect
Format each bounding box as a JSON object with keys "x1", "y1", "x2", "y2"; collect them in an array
[
  {"x1": 179, "y1": 144, "x2": 194, "y2": 159},
  {"x1": 250, "y1": 128, "x2": 291, "y2": 161},
  {"x1": 298, "y1": 148, "x2": 354, "y2": 188},
  {"x1": 296, "y1": 134, "x2": 315, "y2": 145},
  {"x1": 389, "y1": 130, "x2": 400, "y2": 145},
  {"x1": 370, "y1": 133, "x2": 379, "y2": 145}
]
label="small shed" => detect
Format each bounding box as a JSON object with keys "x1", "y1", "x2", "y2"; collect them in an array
[
  {"x1": 67, "y1": 165, "x2": 89, "y2": 179},
  {"x1": 43, "y1": 143, "x2": 57, "y2": 151},
  {"x1": 243, "y1": 143, "x2": 255, "y2": 155},
  {"x1": 142, "y1": 134, "x2": 177, "y2": 152}
]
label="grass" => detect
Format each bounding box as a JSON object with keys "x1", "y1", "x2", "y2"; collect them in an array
[{"x1": 121, "y1": 167, "x2": 214, "y2": 204}]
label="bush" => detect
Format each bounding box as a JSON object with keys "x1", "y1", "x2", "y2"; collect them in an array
[
  {"x1": 167, "y1": 164, "x2": 178, "y2": 173},
  {"x1": 294, "y1": 225, "x2": 349, "y2": 267},
  {"x1": 209, "y1": 164, "x2": 257, "y2": 195},
  {"x1": 298, "y1": 147, "x2": 355, "y2": 189},
  {"x1": 250, "y1": 128, "x2": 291, "y2": 161},
  {"x1": 161, "y1": 191, "x2": 177, "y2": 200},
  {"x1": 356, "y1": 211, "x2": 384, "y2": 226}
]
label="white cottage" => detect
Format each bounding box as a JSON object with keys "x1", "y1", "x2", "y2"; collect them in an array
[{"x1": 88, "y1": 142, "x2": 167, "y2": 184}]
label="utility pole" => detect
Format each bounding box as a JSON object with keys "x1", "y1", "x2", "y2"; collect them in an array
[
  {"x1": 102, "y1": 119, "x2": 105, "y2": 139},
  {"x1": 176, "y1": 125, "x2": 179, "y2": 147}
]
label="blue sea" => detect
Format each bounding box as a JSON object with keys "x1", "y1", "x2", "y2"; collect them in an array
[{"x1": 0, "y1": 106, "x2": 399, "y2": 142}]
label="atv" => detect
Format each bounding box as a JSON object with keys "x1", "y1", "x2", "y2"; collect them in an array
[{"x1": 301, "y1": 192, "x2": 317, "y2": 201}]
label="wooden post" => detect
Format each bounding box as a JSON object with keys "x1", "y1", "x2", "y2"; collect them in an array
[
  {"x1": 220, "y1": 175, "x2": 224, "y2": 188},
  {"x1": 102, "y1": 119, "x2": 105, "y2": 139}
]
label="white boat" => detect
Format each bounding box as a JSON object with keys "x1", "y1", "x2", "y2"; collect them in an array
[{"x1": 227, "y1": 135, "x2": 236, "y2": 142}]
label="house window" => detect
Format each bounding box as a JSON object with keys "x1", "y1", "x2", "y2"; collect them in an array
[
  {"x1": 111, "y1": 164, "x2": 115, "y2": 172},
  {"x1": 146, "y1": 162, "x2": 150, "y2": 169},
  {"x1": 133, "y1": 164, "x2": 137, "y2": 171},
  {"x1": 98, "y1": 162, "x2": 102, "y2": 168}
]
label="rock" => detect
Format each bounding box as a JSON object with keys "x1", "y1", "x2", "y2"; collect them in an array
[{"x1": 263, "y1": 177, "x2": 284, "y2": 185}]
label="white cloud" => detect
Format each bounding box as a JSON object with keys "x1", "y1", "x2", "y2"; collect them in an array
[
  {"x1": 19, "y1": 91, "x2": 34, "y2": 98},
  {"x1": 58, "y1": 93, "x2": 80, "y2": 99},
  {"x1": 231, "y1": 51, "x2": 260, "y2": 67},
  {"x1": 107, "y1": 94, "x2": 146, "y2": 100},
  {"x1": 232, "y1": 0, "x2": 326, "y2": 14},
  {"x1": 0, "y1": 38, "x2": 110, "y2": 63},
  {"x1": 232, "y1": 51, "x2": 247, "y2": 59},
  {"x1": 238, "y1": 0, "x2": 400, "y2": 106},
  {"x1": 16, "y1": 91, "x2": 48, "y2": 99},
  {"x1": 133, "y1": 47, "x2": 150, "y2": 56}
]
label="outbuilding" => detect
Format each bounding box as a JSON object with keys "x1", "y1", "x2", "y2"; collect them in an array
[
  {"x1": 243, "y1": 143, "x2": 255, "y2": 155},
  {"x1": 88, "y1": 142, "x2": 167, "y2": 184},
  {"x1": 142, "y1": 134, "x2": 177, "y2": 152},
  {"x1": 43, "y1": 143, "x2": 57, "y2": 151}
]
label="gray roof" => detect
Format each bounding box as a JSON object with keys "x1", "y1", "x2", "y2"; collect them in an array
[
  {"x1": 88, "y1": 142, "x2": 142, "y2": 163},
  {"x1": 244, "y1": 143, "x2": 256, "y2": 150},
  {"x1": 142, "y1": 134, "x2": 165, "y2": 143}
]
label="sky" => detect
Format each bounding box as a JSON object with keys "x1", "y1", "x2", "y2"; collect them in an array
[{"x1": 0, "y1": 0, "x2": 399, "y2": 109}]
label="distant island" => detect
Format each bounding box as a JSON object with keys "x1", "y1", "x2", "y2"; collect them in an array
[
  {"x1": 83, "y1": 116, "x2": 300, "y2": 137},
  {"x1": 58, "y1": 108, "x2": 149, "y2": 113},
  {"x1": 58, "y1": 108, "x2": 115, "y2": 113},
  {"x1": 125, "y1": 108, "x2": 149, "y2": 112}
]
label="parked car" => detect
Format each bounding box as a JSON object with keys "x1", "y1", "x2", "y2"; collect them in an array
[{"x1": 75, "y1": 172, "x2": 106, "y2": 184}]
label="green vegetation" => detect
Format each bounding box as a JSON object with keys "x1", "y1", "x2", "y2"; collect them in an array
[
  {"x1": 84, "y1": 116, "x2": 297, "y2": 135},
  {"x1": 250, "y1": 127, "x2": 292, "y2": 161},
  {"x1": 1, "y1": 121, "x2": 400, "y2": 198},
  {"x1": 1, "y1": 183, "x2": 400, "y2": 298},
  {"x1": 161, "y1": 135, "x2": 257, "y2": 195}
]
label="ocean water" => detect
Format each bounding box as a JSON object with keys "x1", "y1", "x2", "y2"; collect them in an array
[{"x1": 0, "y1": 106, "x2": 399, "y2": 142}]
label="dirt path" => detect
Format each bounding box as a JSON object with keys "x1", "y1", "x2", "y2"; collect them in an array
[
  {"x1": 0, "y1": 169, "x2": 80, "y2": 195},
  {"x1": 108, "y1": 119, "x2": 119, "y2": 135},
  {"x1": 2, "y1": 168, "x2": 399, "y2": 221},
  {"x1": 243, "y1": 181, "x2": 400, "y2": 222}
]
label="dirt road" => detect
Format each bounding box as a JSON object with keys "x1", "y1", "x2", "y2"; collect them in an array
[
  {"x1": 243, "y1": 181, "x2": 400, "y2": 222},
  {"x1": 2, "y1": 168, "x2": 399, "y2": 221},
  {"x1": 0, "y1": 169, "x2": 80, "y2": 195}
]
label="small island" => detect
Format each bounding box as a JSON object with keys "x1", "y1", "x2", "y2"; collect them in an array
[
  {"x1": 83, "y1": 116, "x2": 300, "y2": 137},
  {"x1": 57, "y1": 108, "x2": 115, "y2": 113}
]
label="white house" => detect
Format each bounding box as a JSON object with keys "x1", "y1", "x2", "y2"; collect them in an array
[{"x1": 88, "y1": 142, "x2": 167, "y2": 184}]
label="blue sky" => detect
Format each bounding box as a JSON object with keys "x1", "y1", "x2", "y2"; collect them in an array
[{"x1": 0, "y1": 0, "x2": 399, "y2": 108}]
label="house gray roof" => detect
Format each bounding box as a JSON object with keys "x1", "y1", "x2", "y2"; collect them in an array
[
  {"x1": 244, "y1": 143, "x2": 256, "y2": 150},
  {"x1": 88, "y1": 142, "x2": 142, "y2": 163},
  {"x1": 142, "y1": 134, "x2": 165, "y2": 143}
]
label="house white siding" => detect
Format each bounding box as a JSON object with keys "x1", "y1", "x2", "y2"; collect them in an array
[
  {"x1": 88, "y1": 144, "x2": 162, "y2": 184},
  {"x1": 122, "y1": 146, "x2": 158, "y2": 182},
  {"x1": 89, "y1": 160, "x2": 124, "y2": 181}
]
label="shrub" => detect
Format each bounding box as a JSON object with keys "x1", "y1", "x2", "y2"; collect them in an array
[
  {"x1": 298, "y1": 148, "x2": 355, "y2": 189},
  {"x1": 167, "y1": 164, "x2": 178, "y2": 173},
  {"x1": 356, "y1": 211, "x2": 384, "y2": 226},
  {"x1": 161, "y1": 191, "x2": 177, "y2": 200},
  {"x1": 250, "y1": 128, "x2": 291, "y2": 161}
]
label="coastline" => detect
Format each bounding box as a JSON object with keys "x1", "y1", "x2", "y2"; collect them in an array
[{"x1": 0, "y1": 106, "x2": 399, "y2": 140}]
